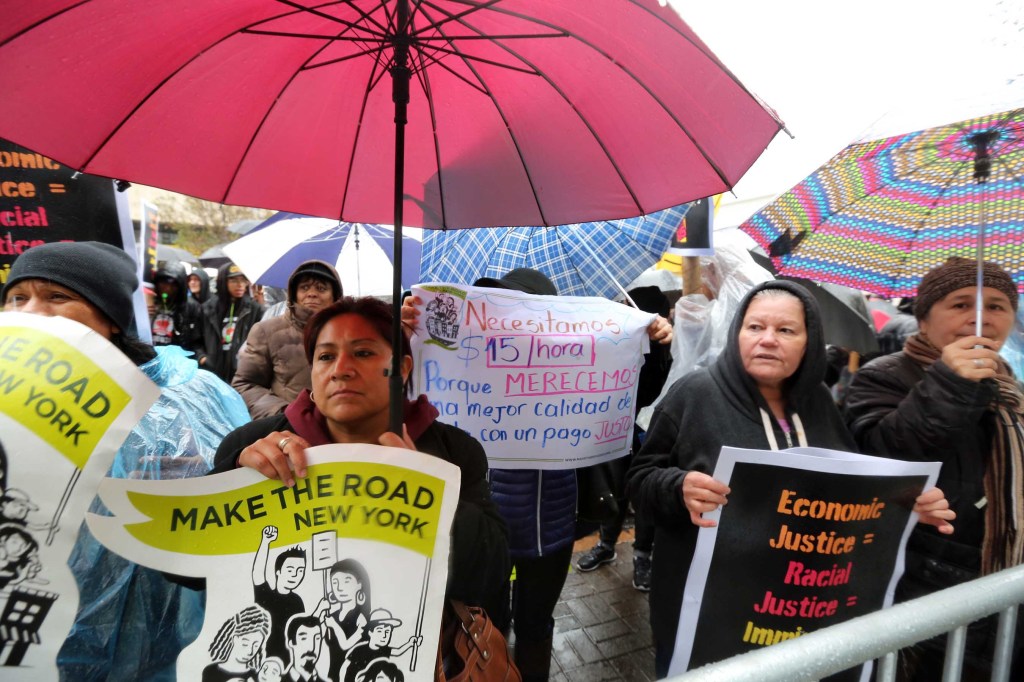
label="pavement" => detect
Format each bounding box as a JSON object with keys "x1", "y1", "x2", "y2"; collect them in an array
[{"x1": 548, "y1": 526, "x2": 658, "y2": 682}]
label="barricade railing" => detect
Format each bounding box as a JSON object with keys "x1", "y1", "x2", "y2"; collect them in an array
[{"x1": 668, "y1": 563, "x2": 1024, "y2": 682}]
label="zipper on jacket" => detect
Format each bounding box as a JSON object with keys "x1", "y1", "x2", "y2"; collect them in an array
[{"x1": 536, "y1": 471, "x2": 543, "y2": 556}]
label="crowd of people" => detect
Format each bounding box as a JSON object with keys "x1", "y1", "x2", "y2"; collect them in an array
[{"x1": 2, "y1": 239, "x2": 1022, "y2": 681}]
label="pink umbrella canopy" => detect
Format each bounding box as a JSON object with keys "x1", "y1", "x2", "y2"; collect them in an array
[
  {"x1": 0, "y1": 1, "x2": 783, "y2": 229},
  {"x1": 0, "y1": 0, "x2": 783, "y2": 431}
]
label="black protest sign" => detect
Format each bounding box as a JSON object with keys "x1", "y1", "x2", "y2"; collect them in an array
[
  {"x1": 0, "y1": 138, "x2": 126, "y2": 285},
  {"x1": 674, "y1": 447, "x2": 937, "y2": 681}
]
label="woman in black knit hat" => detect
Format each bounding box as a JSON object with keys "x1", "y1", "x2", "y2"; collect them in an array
[{"x1": 845, "y1": 257, "x2": 1023, "y2": 680}]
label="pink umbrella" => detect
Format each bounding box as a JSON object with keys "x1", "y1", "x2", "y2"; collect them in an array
[{"x1": 0, "y1": 0, "x2": 784, "y2": 429}]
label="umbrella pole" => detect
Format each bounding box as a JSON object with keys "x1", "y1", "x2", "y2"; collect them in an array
[
  {"x1": 971, "y1": 131, "x2": 994, "y2": 337},
  {"x1": 388, "y1": 0, "x2": 411, "y2": 435}
]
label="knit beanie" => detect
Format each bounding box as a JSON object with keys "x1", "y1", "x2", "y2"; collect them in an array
[
  {"x1": 914, "y1": 257, "x2": 1018, "y2": 321},
  {"x1": 3, "y1": 241, "x2": 138, "y2": 335}
]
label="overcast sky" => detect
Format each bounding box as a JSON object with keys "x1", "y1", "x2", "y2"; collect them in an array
[{"x1": 669, "y1": 0, "x2": 1024, "y2": 227}]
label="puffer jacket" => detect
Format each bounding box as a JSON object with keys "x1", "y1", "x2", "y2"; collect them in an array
[
  {"x1": 231, "y1": 305, "x2": 314, "y2": 418},
  {"x1": 231, "y1": 262, "x2": 341, "y2": 419},
  {"x1": 488, "y1": 468, "x2": 577, "y2": 558}
]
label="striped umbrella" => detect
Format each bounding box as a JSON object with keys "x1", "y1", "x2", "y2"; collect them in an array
[
  {"x1": 420, "y1": 204, "x2": 689, "y2": 300},
  {"x1": 742, "y1": 107, "x2": 1024, "y2": 298}
]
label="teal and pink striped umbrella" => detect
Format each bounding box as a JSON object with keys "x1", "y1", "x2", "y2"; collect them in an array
[{"x1": 742, "y1": 107, "x2": 1024, "y2": 297}]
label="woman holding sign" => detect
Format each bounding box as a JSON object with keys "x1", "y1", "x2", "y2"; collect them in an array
[
  {"x1": 845, "y1": 257, "x2": 1024, "y2": 680},
  {"x1": 626, "y1": 280, "x2": 954, "y2": 677},
  {"x1": 213, "y1": 297, "x2": 511, "y2": 635}
]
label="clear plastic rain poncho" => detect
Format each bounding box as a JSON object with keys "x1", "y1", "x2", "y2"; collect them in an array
[
  {"x1": 58, "y1": 345, "x2": 250, "y2": 682},
  {"x1": 637, "y1": 243, "x2": 772, "y2": 430}
]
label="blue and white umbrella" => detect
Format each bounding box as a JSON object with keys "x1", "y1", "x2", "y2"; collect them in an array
[
  {"x1": 420, "y1": 204, "x2": 690, "y2": 299},
  {"x1": 222, "y1": 212, "x2": 422, "y2": 298}
]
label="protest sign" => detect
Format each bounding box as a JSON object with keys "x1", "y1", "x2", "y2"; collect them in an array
[
  {"x1": 670, "y1": 446, "x2": 939, "y2": 681},
  {"x1": 0, "y1": 312, "x2": 158, "y2": 679},
  {"x1": 410, "y1": 284, "x2": 655, "y2": 469},
  {"x1": 88, "y1": 445, "x2": 460, "y2": 682}
]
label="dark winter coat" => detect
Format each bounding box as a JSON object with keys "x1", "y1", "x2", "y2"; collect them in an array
[
  {"x1": 197, "y1": 265, "x2": 263, "y2": 382},
  {"x1": 626, "y1": 280, "x2": 855, "y2": 666},
  {"x1": 189, "y1": 267, "x2": 211, "y2": 305},
  {"x1": 152, "y1": 261, "x2": 203, "y2": 355},
  {"x1": 212, "y1": 393, "x2": 511, "y2": 620},
  {"x1": 231, "y1": 262, "x2": 341, "y2": 419},
  {"x1": 843, "y1": 351, "x2": 1014, "y2": 665},
  {"x1": 488, "y1": 468, "x2": 577, "y2": 558}
]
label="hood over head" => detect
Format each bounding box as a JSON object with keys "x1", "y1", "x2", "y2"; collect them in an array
[
  {"x1": 187, "y1": 267, "x2": 211, "y2": 303},
  {"x1": 154, "y1": 260, "x2": 190, "y2": 307},
  {"x1": 215, "y1": 262, "x2": 251, "y2": 310},
  {"x1": 287, "y1": 260, "x2": 342, "y2": 306},
  {"x1": 713, "y1": 279, "x2": 827, "y2": 417}
]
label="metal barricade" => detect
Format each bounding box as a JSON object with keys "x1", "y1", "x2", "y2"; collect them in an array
[{"x1": 668, "y1": 564, "x2": 1024, "y2": 682}]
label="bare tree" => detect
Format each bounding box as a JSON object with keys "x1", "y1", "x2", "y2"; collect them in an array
[{"x1": 154, "y1": 194, "x2": 271, "y2": 255}]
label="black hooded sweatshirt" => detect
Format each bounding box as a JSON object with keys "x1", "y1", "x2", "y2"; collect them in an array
[
  {"x1": 626, "y1": 280, "x2": 855, "y2": 668},
  {"x1": 188, "y1": 267, "x2": 211, "y2": 305},
  {"x1": 198, "y1": 264, "x2": 263, "y2": 382},
  {"x1": 152, "y1": 261, "x2": 203, "y2": 355}
]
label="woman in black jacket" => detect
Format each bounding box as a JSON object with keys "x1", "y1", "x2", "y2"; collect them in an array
[
  {"x1": 199, "y1": 262, "x2": 263, "y2": 381},
  {"x1": 627, "y1": 280, "x2": 953, "y2": 677},
  {"x1": 844, "y1": 257, "x2": 1023, "y2": 680},
  {"x1": 212, "y1": 297, "x2": 510, "y2": 632}
]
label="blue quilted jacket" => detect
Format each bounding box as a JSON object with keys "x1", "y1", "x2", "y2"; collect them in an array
[{"x1": 489, "y1": 468, "x2": 577, "y2": 558}]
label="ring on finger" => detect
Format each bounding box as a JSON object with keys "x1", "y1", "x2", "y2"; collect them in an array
[
  {"x1": 974, "y1": 358, "x2": 984, "y2": 369},
  {"x1": 278, "y1": 437, "x2": 292, "y2": 451}
]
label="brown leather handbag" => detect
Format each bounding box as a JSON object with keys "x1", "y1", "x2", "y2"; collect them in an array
[{"x1": 435, "y1": 600, "x2": 521, "y2": 682}]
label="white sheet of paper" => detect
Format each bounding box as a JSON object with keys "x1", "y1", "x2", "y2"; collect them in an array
[
  {"x1": 88, "y1": 444, "x2": 460, "y2": 682},
  {"x1": 670, "y1": 446, "x2": 940, "y2": 680},
  {"x1": 410, "y1": 283, "x2": 654, "y2": 469},
  {"x1": 0, "y1": 312, "x2": 159, "y2": 679}
]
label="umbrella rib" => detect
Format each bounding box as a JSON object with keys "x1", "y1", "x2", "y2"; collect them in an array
[
  {"x1": 411, "y1": 46, "x2": 448, "y2": 228},
  {"x1": 416, "y1": 2, "x2": 548, "y2": 224},
  {"x1": 438, "y1": 0, "x2": 782, "y2": 192},
  {"x1": 422, "y1": 2, "x2": 646, "y2": 217},
  {"x1": 222, "y1": 18, "x2": 381, "y2": 209},
  {"x1": 270, "y1": 0, "x2": 389, "y2": 37},
  {"x1": 68, "y1": 1, "x2": 366, "y2": 173},
  {"x1": 0, "y1": 0, "x2": 90, "y2": 50},
  {"x1": 337, "y1": 49, "x2": 391, "y2": 221}
]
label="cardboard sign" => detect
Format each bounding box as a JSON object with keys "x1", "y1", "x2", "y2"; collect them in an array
[
  {"x1": 88, "y1": 445, "x2": 460, "y2": 682},
  {"x1": 0, "y1": 312, "x2": 158, "y2": 679},
  {"x1": 671, "y1": 446, "x2": 939, "y2": 681},
  {"x1": 410, "y1": 284, "x2": 655, "y2": 469}
]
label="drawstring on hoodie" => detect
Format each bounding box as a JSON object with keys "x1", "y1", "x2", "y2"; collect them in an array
[{"x1": 759, "y1": 409, "x2": 807, "y2": 451}]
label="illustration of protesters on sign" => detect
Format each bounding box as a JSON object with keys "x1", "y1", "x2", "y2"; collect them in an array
[
  {"x1": 0, "y1": 312, "x2": 159, "y2": 676},
  {"x1": 253, "y1": 526, "x2": 309, "y2": 662},
  {"x1": 357, "y1": 659, "x2": 405, "y2": 682},
  {"x1": 341, "y1": 608, "x2": 422, "y2": 682},
  {"x1": 203, "y1": 604, "x2": 271, "y2": 682},
  {"x1": 86, "y1": 445, "x2": 461, "y2": 682},
  {"x1": 283, "y1": 614, "x2": 326, "y2": 682},
  {"x1": 0, "y1": 523, "x2": 42, "y2": 590},
  {"x1": 319, "y1": 558, "x2": 371, "y2": 681}
]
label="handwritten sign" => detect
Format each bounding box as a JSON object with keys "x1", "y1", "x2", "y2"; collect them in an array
[
  {"x1": 671, "y1": 446, "x2": 939, "y2": 681},
  {"x1": 410, "y1": 284, "x2": 654, "y2": 469},
  {"x1": 0, "y1": 312, "x2": 158, "y2": 680},
  {"x1": 89, "y1": 445, "x2": 459, "y2": 682}
]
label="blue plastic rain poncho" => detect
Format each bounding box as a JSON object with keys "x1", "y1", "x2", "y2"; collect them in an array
[{"x1": 58, "y1": 345, "x2": 250, "y2": 682}]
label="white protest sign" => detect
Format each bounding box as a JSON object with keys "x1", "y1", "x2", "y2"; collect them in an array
[
  {"x1": 410, "y1": 284, "x2": 654, "y2": 469},
  {"x1": 0, "y1": 312, "x2": 158, "y2": 679},
  {"x1": 671, "y1": 446, "x2": 939, "y2": 681},
  {"x1": 88, "y1": 445, "x2": 459, "y2": 682}
]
